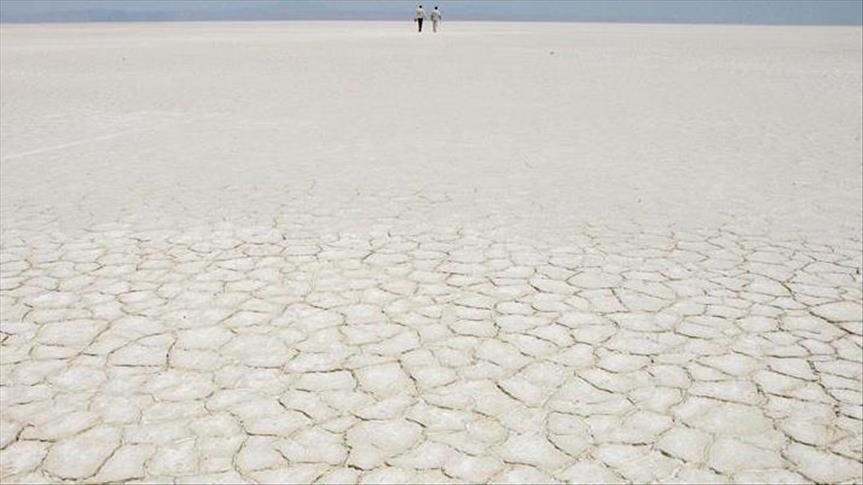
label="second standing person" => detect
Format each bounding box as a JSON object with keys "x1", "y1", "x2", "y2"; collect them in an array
[{"x1": 431, "y1": 6, "x2": 442, "y2": 32}]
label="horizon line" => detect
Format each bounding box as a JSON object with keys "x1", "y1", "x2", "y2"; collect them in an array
[{"x1": 2, "y1": 18, "x2": 861, "y2": 27}]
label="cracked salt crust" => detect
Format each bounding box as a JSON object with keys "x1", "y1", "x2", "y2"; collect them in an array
[{"x1": 1, "y1": 21, "x2": 862, "y2": 484}]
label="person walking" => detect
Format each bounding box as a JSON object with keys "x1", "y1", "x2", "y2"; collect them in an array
[
  {"x1": 431, "y1": 6, "x2": 442, "y2": 32},
  {"x1": 414, "y1": 5, "x2": 426, "y2": 32}
]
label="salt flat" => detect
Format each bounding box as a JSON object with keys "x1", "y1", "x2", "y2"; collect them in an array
[{"x1": 0, "y1": 21, "x2": 861, "y2": 483}]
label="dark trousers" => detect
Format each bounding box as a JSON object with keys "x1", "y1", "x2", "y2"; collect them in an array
[{"x1": 417, "y1": 18, "x2": 423, "y2": 32}]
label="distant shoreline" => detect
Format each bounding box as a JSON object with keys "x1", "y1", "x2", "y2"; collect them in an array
[{"x1": 2, "y1": 19, "x2": 861, "y2": 27}]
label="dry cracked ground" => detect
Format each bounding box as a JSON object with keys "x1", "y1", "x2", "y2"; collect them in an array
[{"x1": 1, "y1": 23, "x2": 862, "y2": 484}]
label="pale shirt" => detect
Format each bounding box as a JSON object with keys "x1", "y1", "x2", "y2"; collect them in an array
[
  {"x1": 415, "y1": 8, "x2": 425, "y2": 20},
  {"x1": 431, "y1": 10, "x2": 442, "y2": 21}
]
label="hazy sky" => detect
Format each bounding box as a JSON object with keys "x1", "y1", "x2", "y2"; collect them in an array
[{"x1": 1, "y1": 0, "x2": 861, "y2": 25}]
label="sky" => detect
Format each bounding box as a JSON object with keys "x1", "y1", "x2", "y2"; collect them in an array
[{"x1": 1, "y1": 0, "x2": 861, "y2": 25}]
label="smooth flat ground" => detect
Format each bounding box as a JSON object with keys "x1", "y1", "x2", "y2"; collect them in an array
[{"x1": 0, "y1": 21, "x2": 861, "y2": 484}]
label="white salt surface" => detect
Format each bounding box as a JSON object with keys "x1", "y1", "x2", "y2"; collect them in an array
[{"x1": 0, "y1": 22, "x2": 861, "y2": 484}]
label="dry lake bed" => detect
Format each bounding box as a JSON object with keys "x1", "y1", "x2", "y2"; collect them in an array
[{"x1": 0, "y1": 22, "x2": 861, "y2": 483}]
